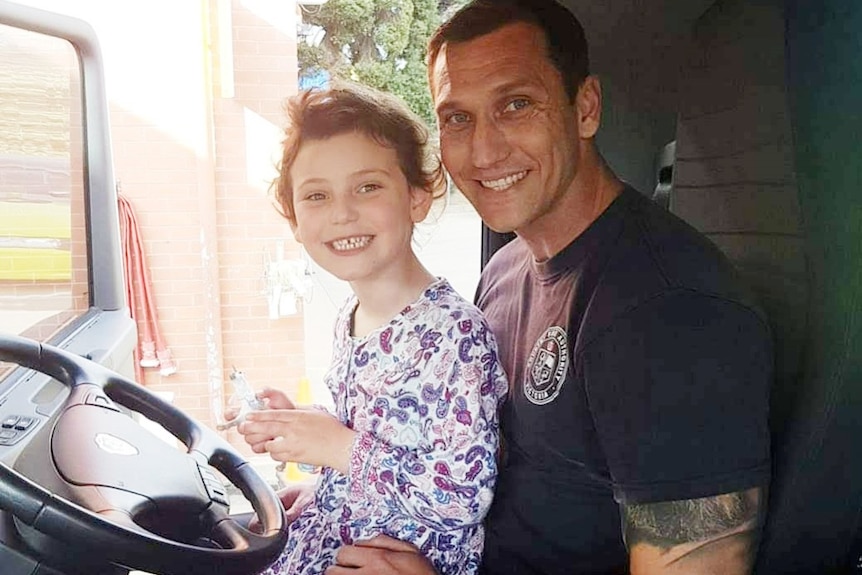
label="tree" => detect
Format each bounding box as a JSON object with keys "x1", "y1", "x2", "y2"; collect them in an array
[{"x1": 297, "y1": 0, "x2": 468, "y2": 125}]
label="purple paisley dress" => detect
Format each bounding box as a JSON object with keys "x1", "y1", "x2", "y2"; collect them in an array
[{"x1": 261, "y1": 278, "x2": 508, "y2": 575}]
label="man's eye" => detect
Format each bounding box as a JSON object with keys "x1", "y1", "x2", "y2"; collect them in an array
[
  {"x1": 503, "y1": 98, "x2": 531, "y2": 113},
  {"x1": 444, "y1": 112, "x2": 470, "y2": 127}
]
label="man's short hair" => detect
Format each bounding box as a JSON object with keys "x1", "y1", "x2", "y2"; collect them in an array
[{"x1": 427, "y1": 0, "x2": 589, "y2": 102}]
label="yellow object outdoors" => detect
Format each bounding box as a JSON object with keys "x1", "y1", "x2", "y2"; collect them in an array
[
  {"x1": 283, "y1": 376, "x2": 319, "y2": 483},
  {"x1": 0, "y1": 201, "x2": 71, "y2": 281}
]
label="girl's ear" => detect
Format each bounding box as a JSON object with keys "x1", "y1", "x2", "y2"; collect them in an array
[
  {"x1": 409, "y1": 187, "x2": 434, "y2": 224},
  {"x1": 288, "y1": 217, "x2": 302, "y2": 243}
]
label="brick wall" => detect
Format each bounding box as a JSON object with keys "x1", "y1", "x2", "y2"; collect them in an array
[
  {"x1": 19, "y1": 0, "x2": 305, "y2": 443},
  {"x1": 210, "y1": 0, "x2": 305, "y2": 441}
]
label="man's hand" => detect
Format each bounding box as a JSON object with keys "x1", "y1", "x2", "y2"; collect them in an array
[
  {"x1": 624, "y1": 487, "x2": 765, "y2": 574},
  {"x1": 239, "y1": 409, "x2": 357, "y2": 474},
  {"x1": 326, "y1": 535, "x2": 438, "y2": 575}
]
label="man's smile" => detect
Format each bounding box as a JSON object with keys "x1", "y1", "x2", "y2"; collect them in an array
[{"x1": 480, "y1": 170, "x2": 528, "y2": 191}]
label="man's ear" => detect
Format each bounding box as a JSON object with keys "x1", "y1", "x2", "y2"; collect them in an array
[
  {"x1": 410, "y1": 187, "x2": 434, "y2": 224},
  {"x1": 576, "y1": 75, "x2": 602, "y2": 139}
]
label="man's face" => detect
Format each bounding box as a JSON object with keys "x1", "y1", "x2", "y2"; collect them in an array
[{"x1": 430, "y1": 22, "x2": 583, "y2": 238}]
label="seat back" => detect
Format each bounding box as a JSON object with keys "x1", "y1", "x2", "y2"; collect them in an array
[
  {"x1": 651, "y1": 141, "x2": 675, "y2": 210},
  {"x1": 672, "y1": 0, "x2": 862, "y2": 570}
]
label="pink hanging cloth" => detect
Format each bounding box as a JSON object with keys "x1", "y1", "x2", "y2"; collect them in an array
[{"x1": 118, "y1": 193, "x2": 177, "y2": 382}]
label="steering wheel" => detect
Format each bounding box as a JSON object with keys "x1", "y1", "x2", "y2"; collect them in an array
[{"x1": 0, "y1": 333, "x2": 287, "y2": 575}]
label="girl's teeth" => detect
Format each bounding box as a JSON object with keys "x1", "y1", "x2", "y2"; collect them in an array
[{"x1": 332, "y1": 236, "x2": 371, "y2": 251}]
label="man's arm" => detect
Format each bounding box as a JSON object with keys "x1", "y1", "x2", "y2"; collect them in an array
[
  {"x1": 624, "y1": 487, "x2": 766, "y2": 575},
  {"x1": 326, "y1": 535, "x2": 437, "y2": 575}
]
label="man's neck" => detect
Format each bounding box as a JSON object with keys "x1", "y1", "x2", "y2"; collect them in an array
[{"x1": 519, "y1": 156, "x2": 624, "y2": 262}]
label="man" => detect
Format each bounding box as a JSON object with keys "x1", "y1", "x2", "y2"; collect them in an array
[{"x1": 328, "y1": 1, "x2": 772, "y2": 573}]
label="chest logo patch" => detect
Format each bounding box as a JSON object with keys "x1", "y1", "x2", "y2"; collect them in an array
[{"x1": 525, "y1": 326, "x2": 569, "y2": 405}]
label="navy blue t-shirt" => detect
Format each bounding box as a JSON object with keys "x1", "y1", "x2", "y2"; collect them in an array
[{"x1": 477, "y1": 187, "x2": 772, "y2": 575}]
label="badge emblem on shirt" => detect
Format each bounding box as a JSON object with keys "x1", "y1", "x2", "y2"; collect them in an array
[{"x1": 524, "y1": 326, "x2": 569, "y2": 405}]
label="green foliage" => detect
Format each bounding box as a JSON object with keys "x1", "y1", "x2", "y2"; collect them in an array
[{"x1": 298, "y1": 0, "x2": 468, "y2": 125}]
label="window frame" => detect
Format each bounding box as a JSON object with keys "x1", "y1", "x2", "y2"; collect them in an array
[{"x1": 0, "y1": 1, "x2": 134, "y2": 386}]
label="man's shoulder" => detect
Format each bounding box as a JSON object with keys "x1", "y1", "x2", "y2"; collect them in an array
[
  {"x1": 579, "y1": 188, "x2": 768, "y2": 342},
  {"x1": 611, "y1": 187, "x2": 757, "y2": 303},
  {"x1": 475, "y1": 237, "x2": 530, "y2": 300},
  {"x1": 483, "y1": 235, "x2": 529, "y2": 274}
]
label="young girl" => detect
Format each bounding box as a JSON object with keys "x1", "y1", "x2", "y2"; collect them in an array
[{"x1": 236, "y1": 82, "x2": 508, "y2": 575}]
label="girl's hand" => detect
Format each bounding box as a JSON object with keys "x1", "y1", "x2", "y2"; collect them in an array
[
  {"x1": 256, "y1": 386, "x2": 296, "y2": 410},
  {"x1": 222, "y1": 386, "x2": 295, "y2": 424},
  {"x1": 239, "y1": 409, "x2": 357, "y2": 474},
  {"x1": 248, "y1": 482, "x2": 315, "y2": 532},
  {"x1": 279, "y1": 482, "x2": 316, "y2": 522}
]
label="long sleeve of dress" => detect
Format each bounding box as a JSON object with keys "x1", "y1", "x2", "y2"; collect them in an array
[{"x1": 345, "y1": 306, "x2": 507, "y2": 532}]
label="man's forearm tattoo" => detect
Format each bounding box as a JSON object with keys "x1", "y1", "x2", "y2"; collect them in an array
[{"x1": 623, "y1": 491, "x2": 759, "y2": 551}]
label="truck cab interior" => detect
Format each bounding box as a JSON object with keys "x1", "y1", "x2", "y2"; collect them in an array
[{"x1": 1, "y1": 0, "x2": 860, "y2": 573}]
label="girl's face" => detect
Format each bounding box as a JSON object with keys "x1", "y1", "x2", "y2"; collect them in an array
[{"x1": 289, "y1": 131, "x2": 432, "y2": 287}]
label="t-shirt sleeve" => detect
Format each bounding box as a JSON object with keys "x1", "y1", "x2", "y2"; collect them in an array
[{"x1": 582, "y1": 290, "x2": 772, "y2": 505}]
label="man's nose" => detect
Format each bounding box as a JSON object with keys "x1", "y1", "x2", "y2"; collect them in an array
[{"x1": 471, "y1": 117, "x2": 511, "y2": 168}]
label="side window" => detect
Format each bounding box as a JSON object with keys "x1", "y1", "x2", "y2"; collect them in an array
[{"x1": 0, "y1": 24, "x2": 89, "y2": 377}]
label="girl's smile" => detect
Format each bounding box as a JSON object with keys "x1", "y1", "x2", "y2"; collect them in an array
[{"x1": 329, "y1": 235, "x2": 373, "y2": 252}]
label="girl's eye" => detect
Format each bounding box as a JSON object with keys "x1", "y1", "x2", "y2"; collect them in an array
[
  {"x1": 503, "y1": 98, "x2": 531, "y2": 113},
  {"x1": 358, "y1": 183, "x2": 381, "y2": 194},
  {"x1": 304, "y1": 192, "x2": 326, "y2": 201}
]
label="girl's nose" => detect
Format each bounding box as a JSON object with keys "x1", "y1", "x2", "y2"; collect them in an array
[{"x1": 330, "y1": 194, "x2": 358, "y2": 224}]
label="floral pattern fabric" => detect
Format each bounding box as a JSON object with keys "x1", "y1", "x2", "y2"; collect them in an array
[{"x1": 262, "y1": 278, "x2": 508, "y2": 575}]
